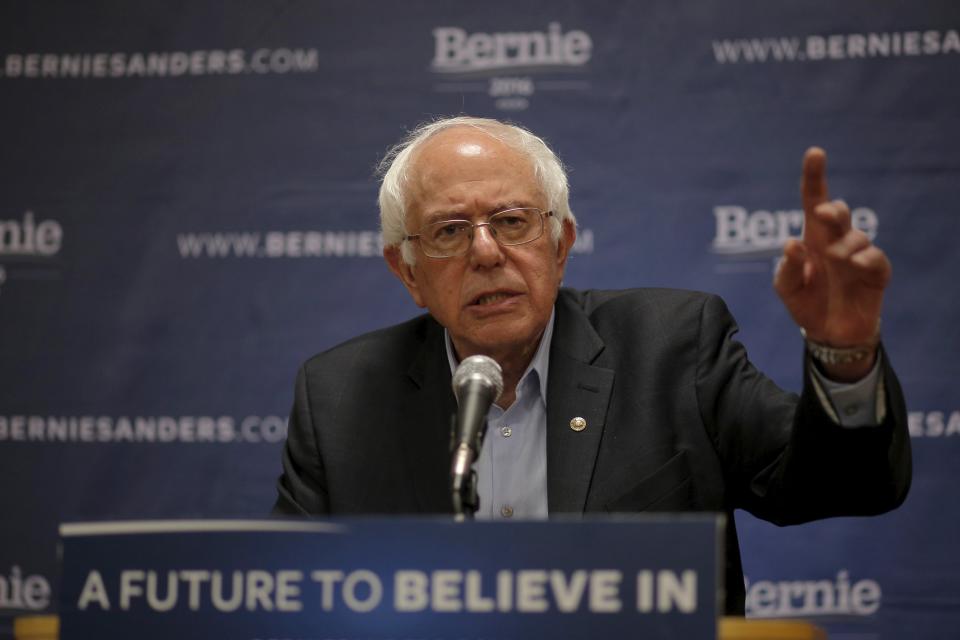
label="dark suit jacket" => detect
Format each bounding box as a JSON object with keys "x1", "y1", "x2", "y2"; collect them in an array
[{"x1": 274, "y1": 288, "x2": 911, "y2": 614}]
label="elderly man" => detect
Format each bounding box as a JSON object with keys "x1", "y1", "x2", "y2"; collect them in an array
[{"x1": 273, "y1": 116, "x2": 910, "y2": 614}]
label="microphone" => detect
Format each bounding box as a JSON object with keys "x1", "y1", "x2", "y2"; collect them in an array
[{"x1": 450, "y1": 355, "x2": 503, "y2": 518}]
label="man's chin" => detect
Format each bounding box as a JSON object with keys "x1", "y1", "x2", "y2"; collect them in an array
[{"x1": 455, "y1": 323, "x2": 545, "y2": 364}]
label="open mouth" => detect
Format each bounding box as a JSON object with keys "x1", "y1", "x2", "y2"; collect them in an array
[{"x1": 471, "y1": 291, "x2": 517, "y2": 306}]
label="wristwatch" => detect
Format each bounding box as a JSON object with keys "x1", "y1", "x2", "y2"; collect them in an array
[{"x1": 800, "y1": 325, "x2": 880, "y2": 366}]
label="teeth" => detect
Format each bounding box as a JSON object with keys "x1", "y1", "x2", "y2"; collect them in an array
[{"x1": 476, "y1": 292, "x2": 510, "y2": 305}]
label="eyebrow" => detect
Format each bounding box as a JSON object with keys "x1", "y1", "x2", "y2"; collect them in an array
[{"x1": 420, "y1": 202, "x2": 533, "y2": 225}]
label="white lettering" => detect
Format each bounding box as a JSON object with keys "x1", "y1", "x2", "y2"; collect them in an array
[
  {"x1": 637, "y1": 570, "x2": 653, "y2": 612},
  {"x1": 745, "y1": 570, "x2": 882, "y2": 617},
  {"x1": 0, "y1": 212, "x2": 63, "y2": 256},
  {"x1": 944, "y1": 30, "x2": 960, "y2": 54},
  {"x1": 464, "y1": 570, "x2": 495, "y2": 612},
  {"x1": 431, "y1": 570, "x2": 462, "y2": 612},
  {"x1": 245, "y1": 570, "x2": 274, "y2": 611},
  {"x1": 657, "y1": 571, "x2": 697, "y2": 613},
  {"x1": 432, "y1": 23, "x2": 593, "y2": 72},
  {"x1": 394, "y1": 570, "x2": 428, "y2": 612},
  {"x1": 342, "y1": 570, "x2": 382, "y2": 612},
  {"x1": 21, "y1": 575, "x2": 50, "y2": 610},
  {"x1": 749, "y1": 580, "x2": 777, "y2": 616},
  {"x1": 712, "y1": 205, "x2": 877, "y2": 256},
  {"x1": 907, "y1": 410, "x2": 960, "y2": 438},
  {"x1": 77, "y1": 571, "x2": 110, "y2": 611},
  {"x1": 146, "y1": 571, "x2": 178, "y2": 611},
  {"x1": 850, "y1": 579, "x2": 881, "y2": 615},
  {"x1": 496, "y1": 569, "x2": 512, "y2": 612},
  {"x1": 390, "y1": 569, "x2": 628, "y2": 613},
  {"x1": 119, "y1": 570, "x2": 145, "y2": 610},
  {"x1": 275, "y1": 570, "x2": 303, "y2": 612},
  {"x1": 179, "y1": 570, "x2": 211, "y2": 610},
  {"x1": 589, "y1": 570, "x2": 622, "y2": 613},
  {"x1": 550, "y1": 570, "x2": 588, "y2": 612},
  {"x1": 0, "y1": 566, "x2": 23, "y2": 608},
  {"x1": 516, "y1": 570, "x2": 549, "y2": 612},
  {"x1": 0, "y1": 567, "x2": 51, "y2": 611},
  {"x1": 210, "y1": 571, "x2": 243, "y2": 612}
]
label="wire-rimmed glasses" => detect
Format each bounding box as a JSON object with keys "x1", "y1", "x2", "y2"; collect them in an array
[{"x1": 404, "y1": 208, "x2": 554, "y2": 258}]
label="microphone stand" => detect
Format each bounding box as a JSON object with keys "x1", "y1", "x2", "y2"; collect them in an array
[
  {"x1": 448, "y1": 355, "x2": 502, "y2": 522},
  {"x1": 450, "y1": 415, "x2": 488, "y2": 521}
]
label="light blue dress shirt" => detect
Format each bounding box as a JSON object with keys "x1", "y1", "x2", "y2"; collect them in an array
[
  {"x1": 445, "y1": 310, "x2": 554, "y2": 520},
  {"x1": 445, "y1": 310, "x2": 882, "y2": 520}
]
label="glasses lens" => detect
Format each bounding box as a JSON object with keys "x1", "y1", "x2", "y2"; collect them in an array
[
  {"x1": 415, "y1": 209, "x2": 545, "y2": 257},
  {"x1": 422, "y1": 220, "x2": 472, "y2": 257},
  {"x1": 491, "y1": 208, "x2": 542, "y2": 246}
]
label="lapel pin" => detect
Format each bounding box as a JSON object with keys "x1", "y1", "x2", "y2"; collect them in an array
[{"x1": 569, "y1": 416, "x2": 587, "y2": 432}]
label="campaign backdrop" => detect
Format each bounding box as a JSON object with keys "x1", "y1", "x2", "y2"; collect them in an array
[{"x1": 1, "y1": 1, "x2": 958, "y2": 638}]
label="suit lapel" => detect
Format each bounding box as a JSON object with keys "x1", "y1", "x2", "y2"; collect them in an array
[
  {"x1": 398, "y1": 294, "x2": 615, "y2": 515},
  {"x1": 547, "y1": 292, "x2": 615, "y2": 513},
  {"x1": 400, "y1": 319, "x2": 457, "y2": 514}
]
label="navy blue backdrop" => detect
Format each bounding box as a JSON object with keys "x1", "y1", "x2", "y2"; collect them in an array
[{"x1": 1, "y1": 1, "x2": 958, "y2": 638}]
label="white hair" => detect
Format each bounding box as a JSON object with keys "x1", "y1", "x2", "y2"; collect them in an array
[{"x1": 377, "y1": 116, "x2": 576, "y2": 264}]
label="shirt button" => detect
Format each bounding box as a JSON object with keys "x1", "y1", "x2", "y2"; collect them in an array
[
  {"x1": 500, "y1": 426, "x2": 512, "y2": 438},
  {"x1": 844, "y1": 404, "x2": 861, "y2": 417},
  {"x1": 500, "y1": 505, "x2": 514, "y2": 518}
]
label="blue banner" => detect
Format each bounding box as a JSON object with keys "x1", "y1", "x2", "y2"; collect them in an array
[{"x1": 59, "y1": 518, "x2": 720, "y2": 639}]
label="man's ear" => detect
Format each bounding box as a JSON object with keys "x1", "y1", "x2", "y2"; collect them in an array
[
  {"x1": 555, "y1": 219, "x2": 577, "y2": 271},
  {"x1": 384, "y1": 245, "x2": 426, "y2": 308}
]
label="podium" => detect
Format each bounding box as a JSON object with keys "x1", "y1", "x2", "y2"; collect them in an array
[
  {"x1": 15, "y1": 614, "x2": 827, "y2": 640},
  {"x1": 719, "y1": 618, "x2": 826, "y2": 640},
  {"x1": 11, "y1": 616, "x2": 59, "y2": 640},
  {"x1": 57, "y1": 516, "x2": 730, "y2": 639}
]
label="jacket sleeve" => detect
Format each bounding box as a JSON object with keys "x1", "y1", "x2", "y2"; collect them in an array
[
  {"x1": 694, "y1": 294, "x2": 911, "y2": 525},
  {"x1": 272, "y1": 364, "x2": 330, "y2": 515}
]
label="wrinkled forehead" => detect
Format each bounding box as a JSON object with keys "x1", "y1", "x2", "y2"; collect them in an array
[{"x1": 403, "y1": 127, "x2": 542, "y2": 213}]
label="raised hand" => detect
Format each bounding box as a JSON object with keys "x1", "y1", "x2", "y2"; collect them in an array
[{"x1": 773, "y1": 147, "x2": 890, "y2": 380}]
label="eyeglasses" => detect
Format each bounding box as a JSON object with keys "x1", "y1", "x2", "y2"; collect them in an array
[{"x1": 405, "y1": 208, "x2": 554, "y2": 258}]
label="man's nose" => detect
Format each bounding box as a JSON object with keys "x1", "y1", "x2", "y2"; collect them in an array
[{"x1": 468, "y1": 224, "x2": 505, "y2": 268}]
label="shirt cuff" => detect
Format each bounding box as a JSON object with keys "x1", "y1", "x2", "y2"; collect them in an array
[{"x1": 808, "y1": 353, "x2": 886, "y2": 427}]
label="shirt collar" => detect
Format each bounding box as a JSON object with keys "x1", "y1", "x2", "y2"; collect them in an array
[{"x1": 444, "y1": 309, "x2": 555, "y2": 403}]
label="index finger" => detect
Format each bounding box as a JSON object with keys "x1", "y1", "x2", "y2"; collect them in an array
[{"x1": 801, "y1": 146, "x2": 829, "y2": 217}]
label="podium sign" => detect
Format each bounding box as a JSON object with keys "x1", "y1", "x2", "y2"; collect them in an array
[{"x1": 59, "y1": 517, "x2": 722, "y2": 639}]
